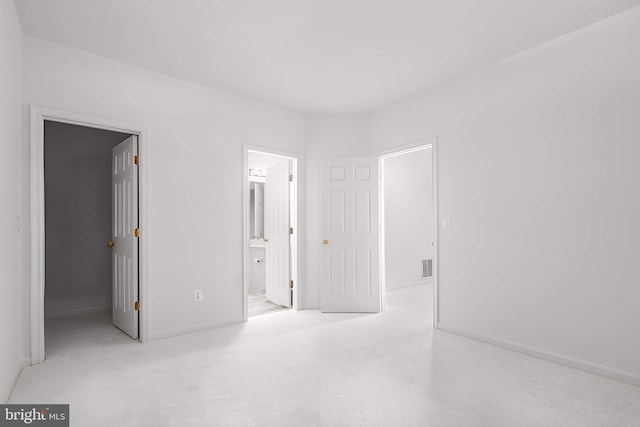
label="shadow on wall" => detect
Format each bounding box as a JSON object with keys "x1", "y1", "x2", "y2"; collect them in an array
[{"x1": 44, "y1": 121, "x2": 132, "y2": 317}]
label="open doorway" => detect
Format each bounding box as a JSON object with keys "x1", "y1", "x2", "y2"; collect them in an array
[
  {"x1": 30, "y1": 106, "x2": 148, "y2": 365},
  {"x1": 380, "y1": 141, "x2": 437, "y2": 324},
  {"x1": 243, "y1": 148, "x2": 299, "y2": 319},
  {"x1": 43, "y1": 120, "x2": 140, "y2": 355}
]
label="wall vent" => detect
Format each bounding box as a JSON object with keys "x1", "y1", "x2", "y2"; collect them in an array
[{"x1": 422, "y1": 259, "x2": 433, "y2": 279}]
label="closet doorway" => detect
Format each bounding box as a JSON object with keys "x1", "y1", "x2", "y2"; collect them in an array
[{"x1": 30, "y1": 106, "x2": 148, "y2": 364}]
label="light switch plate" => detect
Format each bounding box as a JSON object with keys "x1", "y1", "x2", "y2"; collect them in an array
[{"x1": 442, "y1": 218, "x2": 451, "y2": 231}]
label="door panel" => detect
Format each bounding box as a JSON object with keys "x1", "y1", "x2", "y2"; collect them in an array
[
  {"x1": 112, "y1": 135, "x2": 139, "y2": 338},
  {"x1": 321, "y1": 157, "x2": 380, "y2": 312},
  {"x1": 265, "y1": 160, "x2": 291, "y2": 308}
]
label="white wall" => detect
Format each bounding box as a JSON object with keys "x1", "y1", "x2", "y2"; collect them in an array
[
  {"x1": 303, "y1": 115, "x2": 372, "y2": 308},
  {"x1": 15, "y1": 4, "x2": 640, "y2": 388},
  {"x1": 0, "y1": 0, "x2": 25, "y2": 402},
  {"x1": 384, "y1": 149, "x2": 433, "y2": 290},
  {"x1": 373, "y1": 7, "x2": 640, "y2": 379},
  {"x1": 248, "y1": 247, "x2": 266, "y2": 294},
  {"x1": 44, "y1": 121, "x2": 130, "y2": 316},
  {"x1": 22, "y1": 36, "x2": 305, "y2": 339}
]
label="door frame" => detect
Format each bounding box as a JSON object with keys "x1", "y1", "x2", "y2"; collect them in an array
[
  {"x1": 378, "y1": 137, "x2": 439, "y2": 327},
  {"x1": 29, "y1": 105, "x2": 149, "y2": 365},
  {"x1": 242, "y1": 145, "x2": 302, "y2": 320}
]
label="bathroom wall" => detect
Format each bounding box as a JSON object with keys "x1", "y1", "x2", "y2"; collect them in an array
[
  {"x1": 249, "y1": 178, "x2": 266, "y2": 294},
  {"x1": 247, "y1": 155, "x2": 290, "y2": 296},
  {"x1": 249, "y1": 247, "x2": 266, "y2": 294}
]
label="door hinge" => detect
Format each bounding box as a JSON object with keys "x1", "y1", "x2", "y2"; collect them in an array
[
  {"x1": 289, "y1": 227, "x2": 293, "y2": 235},
  {"x1": 290, "y1": 280, "x2": 294, "y2": 289},
  {"x1": 134, "y1": 228, "x2": 140, "y2": 238},
  {"x1": 134, "y1": 301, "x2": 140, "y2": 311},
  {"x1": 289, "y1": 174, "x2": 293, "y2": 182},
  {"x1": 134, "y1": 155, "x2": 139, "y2": 165}
]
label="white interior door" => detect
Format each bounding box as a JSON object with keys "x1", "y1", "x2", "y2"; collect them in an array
[
  {"x1": 264, "y1": 160, "x2": 291, "y2": 307},
  {"x1": 112, "y1": 135, "x2": 139, "y2": 338},
  {"x1": 320, "y1": 157, "x2": 380, "y2": 312}
]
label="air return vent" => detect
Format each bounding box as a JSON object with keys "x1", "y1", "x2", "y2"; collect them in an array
[{"x1": 422, "y1": 259, "x2": 433, "y2": 279}]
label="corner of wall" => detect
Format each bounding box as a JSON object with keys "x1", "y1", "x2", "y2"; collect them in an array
[{"x1": 1, "y1": 0, "x2": 29, "y2": 404}]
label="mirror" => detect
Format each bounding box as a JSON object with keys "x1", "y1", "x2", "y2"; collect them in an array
[{"x1": 250, "y1": 182, "x2": 264, "y2": 239}]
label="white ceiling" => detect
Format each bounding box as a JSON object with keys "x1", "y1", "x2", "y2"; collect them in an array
[
  {"x1": 15, "y1": 0, "x2": 640, "y2": 113},
  {"x1": 248, "y1": 152, "x2": 289, "y2": 171}
]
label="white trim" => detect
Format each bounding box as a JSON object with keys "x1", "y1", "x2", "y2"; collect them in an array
[
  {"x1": 437, "y1": 323, "x2": 640, "y2": 387},
  {"x1": 386, "y1": 279, "x2": 432, "y2": 292},
  {"x1": 3, "y1": 357, "x2": 30, "y2": 403},
  {"x1": 29, "y1": 105, "x2": 149, "y2": 366},
  {"x1": 44, "y1": 305, "x2": 112, "y2": 319},
  {"x1": 378, "y1": 137, "x2": 439, "y2": 328},
  {"x1": 432, "y1": 139, "x2": 440, "y2": 327},
  {"x1": 149, "y1": 317, "x2": 242, "y2": 341},
  {"x1": 377, "y1": 138, "x2": 436, "y2": 157},
  {"x1": 378, "y1": 155, "x2": 387, "y2": 312},
  {"x1": 242, "y1": 145, "x2": 303, "y2": 322}
]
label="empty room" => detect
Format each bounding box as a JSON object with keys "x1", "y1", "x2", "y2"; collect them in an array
[{"x1": 1, "y1": 1, "x2": 639, "y2": 426}]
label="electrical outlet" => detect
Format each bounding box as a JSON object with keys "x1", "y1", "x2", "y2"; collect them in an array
[{"x1": 194, "y1": 289, "x2": 203, "y2": 302}]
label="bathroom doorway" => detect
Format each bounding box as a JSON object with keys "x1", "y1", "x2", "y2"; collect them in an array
[{"x1": 243, "y1": 147, "x2": 300, "y2": 319}]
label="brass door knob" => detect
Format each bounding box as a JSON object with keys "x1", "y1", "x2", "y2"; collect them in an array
[
  {"x1": 107, "y1": 241, "x2": 114, "y2": 248},
  {"x1": 322, "y1": 239, "x2": 329, "y2": 246}
]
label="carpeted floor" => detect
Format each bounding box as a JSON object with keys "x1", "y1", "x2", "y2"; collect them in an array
[{"x1": 10, "y1": 284, "x2": 640, "y2": 426}]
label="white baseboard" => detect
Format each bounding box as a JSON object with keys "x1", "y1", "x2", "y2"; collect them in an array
[
  {"x1": 45, "y1": 305, "x2": 111, "y2": 319},
  {"x1": 386, "y1": 278, "x2": 432, "y2": 292},
  {"x1": 300, "y1": 305, "x2": 320, "y2": 310},
  {"x1": 437, "y1": 323, "x2": 640, "y2": 387},
  {"x1": 149, "y1": 317, "x2": 243, "y2": 341},
  {"x1": 3, "y1": 356, "x2": 30, "y2": 403}
]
